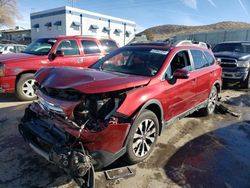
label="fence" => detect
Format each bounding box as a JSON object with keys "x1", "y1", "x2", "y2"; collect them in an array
[{"x1": 173, "y1": 28, "x2": 250, "y2": 47}]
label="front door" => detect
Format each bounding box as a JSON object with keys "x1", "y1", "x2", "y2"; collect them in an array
[
  {"x1": 163, "y1": 50, "x2": 197, "y2": 120},
  {"x1": 51, "y1": 39, "x2": 83, "y2": 67}
]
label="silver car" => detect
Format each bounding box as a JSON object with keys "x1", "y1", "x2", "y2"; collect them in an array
[{"x1": 0, "y1": 44, "x2": 27, "y2": 54}]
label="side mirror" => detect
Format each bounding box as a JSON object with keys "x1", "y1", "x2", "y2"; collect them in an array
[
  {"x1": 55, "y1": 50, "x2": 65, "y2": 57},
  {"x1": 173, "y1": 69, "x2": 190, "y2": 79}
]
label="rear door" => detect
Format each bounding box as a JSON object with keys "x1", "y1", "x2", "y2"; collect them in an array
[
  {"x1": 190, "y1": 49, "x2": 213, "y2": 105},
  {"x1": 81, "y1": 39, "x2": 104, "y2": 67},
  {"x1": 163, "y1": 50, "x2": 197, "y2": 120},
  {"x1": 99, "y1": 39, "x2": 118, "y2": 53}
]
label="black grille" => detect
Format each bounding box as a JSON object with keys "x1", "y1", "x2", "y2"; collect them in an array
[{"x1": 220, "y1": 58, "x2": 237, "y2": 68}]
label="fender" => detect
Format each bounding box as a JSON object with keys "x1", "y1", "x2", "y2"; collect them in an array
[
  {"x1": 136, "y1": 99, "x2": 164, "y2": 135},
  {"x1": 212, "y1": 79, "x2": 222, "y2": 93}
]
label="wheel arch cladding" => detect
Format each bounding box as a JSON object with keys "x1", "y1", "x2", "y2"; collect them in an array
[
  {"x1": 138, "y1": 99, "x2": 164, "y2": 136},
  {"x1": 213, "y1": 80, "x2": 221, "y2": 93}
]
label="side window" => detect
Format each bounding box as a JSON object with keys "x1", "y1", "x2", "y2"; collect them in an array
[
  {"x1": 191, "y1": 50, "x2": 209, "y2": 69},
  {"x1": 56, "y1": 40, "x2": 80, "y2": 56},
  {"x1": 81, "y1": 40, "x2": 101, "y2": 54},
  {"x1": 165, "y1": 50, "x2": 191, "y2": 79},
  {"x1": 204, "y1": 51, "x2": 215, "y2": 65},
  {"x1": 99, "y1": 39, "x2": 118, "y2": 53},
  {"x1": 8, "y1": 46, "x2": 15, "y2": 53}
]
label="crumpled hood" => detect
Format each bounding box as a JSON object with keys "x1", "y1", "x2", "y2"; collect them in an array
[
  {"x1": 213, "y1": 51, "x2": 250, "y2": 60},
  {"x1": 0, "y1": 53, "x2": 44, "y2": 63},
  {"x1": 35, "y1": 67, "x2": 151, "y2": 94}
]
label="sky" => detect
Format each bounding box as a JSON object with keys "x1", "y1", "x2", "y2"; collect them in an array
[{"x1": 17, "y1": 0, "x2": 250, "y2": 32}]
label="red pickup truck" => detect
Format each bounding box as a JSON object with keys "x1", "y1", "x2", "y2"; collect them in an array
[{"x1": 0, "y1": 36, "x2": 118, "y2": 100}]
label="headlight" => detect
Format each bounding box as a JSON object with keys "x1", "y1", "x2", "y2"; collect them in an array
[
  {"x1": 0, "y1": 64, "x2": 5, "y2": 77},
  {"x1": 237, "y1": 61, "x2": 250, "y2": 68}
]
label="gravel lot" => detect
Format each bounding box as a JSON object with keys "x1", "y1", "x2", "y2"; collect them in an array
[{"x1": 0, "y1": 88, "x2": 250, "y2": 188}]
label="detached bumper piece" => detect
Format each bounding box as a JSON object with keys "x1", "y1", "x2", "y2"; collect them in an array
[{"x1": 19, "y1": 108, "x2": 95, "y2": 188}]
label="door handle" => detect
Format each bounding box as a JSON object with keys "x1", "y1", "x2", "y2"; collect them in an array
[{"x1": 77, "y1": 58, "x2": 84, "y2": 63}]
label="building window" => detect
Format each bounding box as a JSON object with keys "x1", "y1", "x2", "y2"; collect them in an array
[
  {"x1": 54, "y1": 21, "x2": 62, "y2": 31},
  {"x1": 44, "y1": 22, "x2": 52, "y2": 31},
  {"x1": 126, "y1": 31, "x2": 132, "y2": 38},
  {"x1": 71, "y1": 21, "x2": 80, "y2": 31},
  {"x1": 89, "y1": 25, "x2": 99, "y2": 33},
  {"x1": 32, "y1": 24, "x2": 40, "y2": 32},
  {"x1": 103, "y1": 27, "x2": 111, "y2": 34},
  {"x1": 114, "y1": 29, "x2": 122, "y2": 36}
]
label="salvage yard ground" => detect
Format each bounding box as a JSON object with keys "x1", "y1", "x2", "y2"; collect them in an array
[{"x1": 0, "y1": 88, "x2": 250, "y2": 188}]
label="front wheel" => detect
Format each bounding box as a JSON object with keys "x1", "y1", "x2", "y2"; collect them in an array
[
  {"x1": 16, "y1": 73, "x2": 37, "y2": 101},
  {"x1": 125, "y1": 110, "x2": 159, "y2": 164},
  {"x1": 200, "y1": 86, "x2": 218, "y2": 116}
]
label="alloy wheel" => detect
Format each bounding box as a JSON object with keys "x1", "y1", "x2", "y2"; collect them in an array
[
  {"x1": 132, "y1": 119, "x2": 157, "y2": 157},
  {"x1": 22, "y1": 79, "x2": 36, "y2": 98},
  {"x1": 207, "y1": 88, "x2": 217, "y2": 113}
]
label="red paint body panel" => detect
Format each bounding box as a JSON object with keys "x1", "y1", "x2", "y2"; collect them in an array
[
  {"x1": 0, "y1": 36, "x2": 117, "y2": 94},
  {"x1": 35, "y1": 67, "x2": 150, "y2": 94},
  {"x1": 66, "y1": 123, "x2": 130, "y2": 153},
  {"x1": 0, "y1": 76, "x2": 16, "y2": 92},
  {"x1": 30, "y1": 102, "x2": 130, "y2": 154}
]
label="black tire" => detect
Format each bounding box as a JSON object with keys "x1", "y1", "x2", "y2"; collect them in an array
[
  {"x1": 16, "y1": 73, "x2": 37, "y2": 101},
  {"x1": 125, "y1": 109, "x2": 159, "y2": 164},
  {"x1": 200, "y1": 86, "x2": 218, "y2": 116},
  {"x1": 241, "y1": 72, "x2": 250, "y2": 89}
]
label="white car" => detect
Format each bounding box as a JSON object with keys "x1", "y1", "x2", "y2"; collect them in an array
[{"x1": 0, "y1": 44, "x2": 27, "y2": 54}]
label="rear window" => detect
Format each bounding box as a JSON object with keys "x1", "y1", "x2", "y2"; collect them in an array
[
  {"x1": 204, "y1": 51, "x2": 215, "y2": 65},
  {"x1": 191, "y1": 50, "x2": 209, "y2": 69},
  {"x1": 100, "y1": 39, "x2": 118, "y2": 53},
  {"x1": 81, "y1": 40, "x2": 101, "y2": 54}
]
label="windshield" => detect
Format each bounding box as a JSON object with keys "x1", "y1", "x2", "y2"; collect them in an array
[
  {"x1": 92, "y1": 47, "x2": 168, "y2": 77},
  {"x1": 213, "y1": 43, "x2": 250, "y2": 53},
  {"x1": 23, "y1": 38, "x2": 57, "y2": 55},
  {"x1": 0, "y1": 45, "x2": 4, "y2": 50}
]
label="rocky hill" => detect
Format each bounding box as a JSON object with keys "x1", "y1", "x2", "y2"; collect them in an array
[{"x1": 141, "y1": 21, "x2": 250, "y2": 41}]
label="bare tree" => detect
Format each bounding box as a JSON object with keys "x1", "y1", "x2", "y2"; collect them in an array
[{"x1": 0, "y1": 0, "x2": 19, "y2": 28}]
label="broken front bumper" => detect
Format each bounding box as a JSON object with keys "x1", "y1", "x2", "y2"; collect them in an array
[{"x1": 19, "y1": 102, "x2": 131, "y2": 170}]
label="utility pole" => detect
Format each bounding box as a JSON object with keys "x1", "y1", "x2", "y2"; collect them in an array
[{"x1": 68, "y1": 0, "x2": 77, "y2": 8}]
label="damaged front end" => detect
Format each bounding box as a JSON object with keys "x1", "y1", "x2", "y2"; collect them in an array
[{"x1": 19, "y1": 85, "x2": 132, "y2": 187}]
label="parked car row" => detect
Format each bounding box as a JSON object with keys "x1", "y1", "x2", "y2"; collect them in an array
[{"x1": 0, "y1": 43, "x2": 27, "y2": 54}]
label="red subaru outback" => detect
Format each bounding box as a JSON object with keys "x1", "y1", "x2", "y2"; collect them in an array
[{"x1": 19, "y1": 40, "x2": 222, "y2": 186}]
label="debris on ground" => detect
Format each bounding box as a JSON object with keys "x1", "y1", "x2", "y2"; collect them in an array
[
  {"x1": 104, "y1": 167, "x2": 135, "y2": 180},
  {"x1": 215, "y1": 103, "x2": 241, "y2": 117}
]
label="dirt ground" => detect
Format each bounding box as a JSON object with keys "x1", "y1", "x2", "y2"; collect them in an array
[{"x1": 0, "y1": 88, "x2": 250, "y2": 188}]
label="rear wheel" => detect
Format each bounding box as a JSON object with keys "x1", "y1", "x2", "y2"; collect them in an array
[
  {"x1": 200, "y1": 86, "x2": 218, "y2": 116},
  {"x1": 125, "y1": 110, "x2": 159, "y2": 164},
  {"x1": 16, "y1": 73, "x2": 37, "y2": 101}
]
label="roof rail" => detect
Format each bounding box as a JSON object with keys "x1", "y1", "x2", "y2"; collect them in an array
[
  {"x1": 129, "y1": 41, "x2": 171, "y2": 47},
  {"x1": 174, "y1": 40, "x2": 210, "y2": 49}
]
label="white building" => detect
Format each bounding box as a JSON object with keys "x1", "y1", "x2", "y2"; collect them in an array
[{"x1": 30, "y1": 6, "x2": 136, "y2": 46}]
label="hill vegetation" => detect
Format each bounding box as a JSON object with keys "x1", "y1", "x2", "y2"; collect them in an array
[{"x1": 141, "y1": 21, "x2": 250, "y2": 41}]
